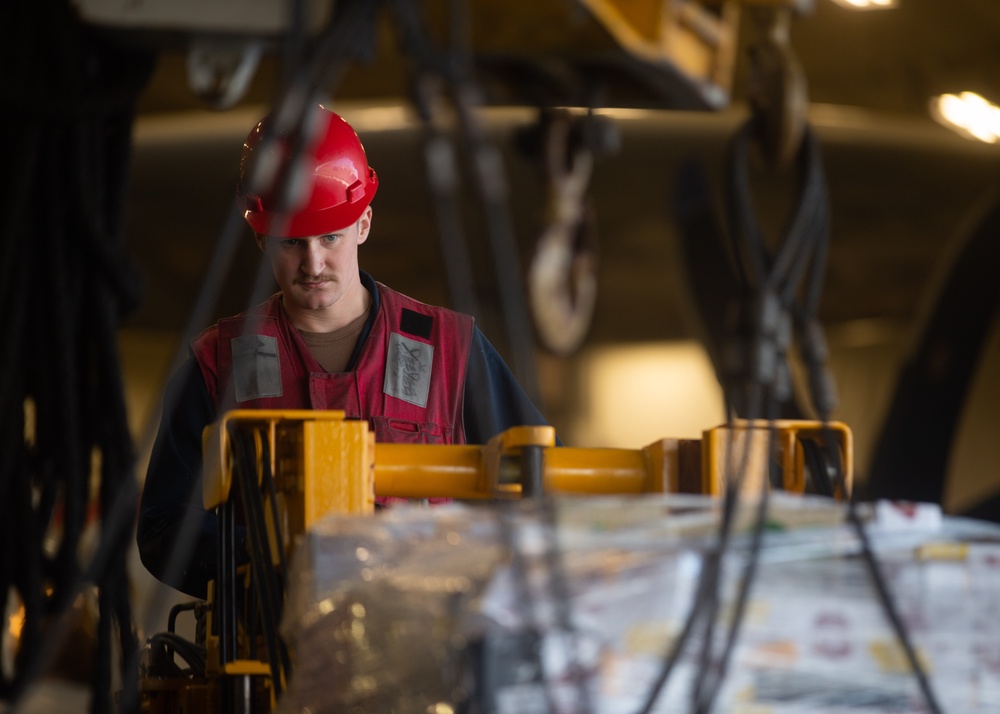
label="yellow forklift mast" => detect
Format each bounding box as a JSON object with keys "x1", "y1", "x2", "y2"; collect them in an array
[{"x1": 139, "y1": 410, "x2": 851, "y2": 713}]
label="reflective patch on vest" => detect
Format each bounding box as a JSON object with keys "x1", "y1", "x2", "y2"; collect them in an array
[
  {"x1": 231, "y1": 335, "x2": 282, "y2": 402},
  {"x1": 384, "y1": 332, "x2": 433, "y2": 408}
]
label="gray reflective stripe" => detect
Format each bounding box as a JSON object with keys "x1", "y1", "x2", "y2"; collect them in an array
[
  {"x1": 383, "y1": 332, "x2": 433, "y2": 408},
  {"x1": 231, "y1": 335, "x2": 282, "y2": 402}
]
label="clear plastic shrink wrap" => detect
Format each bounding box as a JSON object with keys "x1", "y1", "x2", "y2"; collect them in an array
[{"x1": 276, "y1": 494, "x2": 1000, "y2": 714}]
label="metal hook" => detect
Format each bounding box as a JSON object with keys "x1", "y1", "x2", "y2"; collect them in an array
[
  {"x1": 527, "y1": 109, "x2": 602, "y2": 356},
  {"x1": 744, "y1": 4, "x2": 809, "y2": 172}
]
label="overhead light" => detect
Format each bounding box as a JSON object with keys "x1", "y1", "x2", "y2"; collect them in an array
[
  {"x1": 930, "y1": 92, "x2": 1000, "y2": 144},
  {"x1": 828, "y1": 0, "x2": 898, "y2": 9}
]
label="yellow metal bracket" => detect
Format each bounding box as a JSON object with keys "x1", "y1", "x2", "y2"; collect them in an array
[
  {"x1": 703, "y1": 419, "x2": 853, "y2": 497},
  {"x1": 205, "y1": 412, "x2": 852, "y2": 514},
  {"x1": 202, "y1": 409, "x2": 376, "y2": 552}
]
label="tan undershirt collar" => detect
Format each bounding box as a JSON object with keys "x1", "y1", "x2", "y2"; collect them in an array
[{"x1": 298, "y1": 304, "x2": 372, "y2": 373}]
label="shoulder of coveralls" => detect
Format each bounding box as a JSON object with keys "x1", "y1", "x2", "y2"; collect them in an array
[{"x1": 462, "y1": 324, "x2": 563, "y2": 445}]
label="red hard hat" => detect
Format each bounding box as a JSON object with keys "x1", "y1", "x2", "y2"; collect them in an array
[{"x1": 237, "y1": 105, "x2": 378, "y2": 238}]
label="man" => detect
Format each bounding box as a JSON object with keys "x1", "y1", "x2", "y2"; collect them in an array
[{"x1": 137, "y1": 105, "x2": 553, "y2": 598}]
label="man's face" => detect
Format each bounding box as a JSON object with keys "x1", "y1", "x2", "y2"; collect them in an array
[{"x1": 258, "y1": 207, "x2": 371, "y2": 313}]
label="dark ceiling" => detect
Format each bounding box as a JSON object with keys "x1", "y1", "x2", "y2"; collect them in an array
[
  {"x1": 131, "y1": 0, "x2": 1000, "y2": 117},
  {"x1": 119, "y1": 0, "x2": 1000, "y2": 348}
]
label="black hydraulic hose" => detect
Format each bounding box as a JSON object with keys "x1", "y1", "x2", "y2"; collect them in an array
[
  {"x1": 258, "y1": 434, "x2": 293, "y2": 679},
  {"x1": 261, "y1": 436, "x2": 289, "y2": 587},
  {"x1": 733, "y1": 116, "x2": 942, "y2": 714},
  {"x1": 692, "y1": 400, "x2": 778, "y2": 714},
  {"x1": 234, "y1": 431, "x2": 287, "y2": 697},
  {"x1": 148, "y1": 632, "x2": 207, "y2": 677},
  {"x1": 167, "y1": 602, "x2": 200, "y2": 636},
  {"x1": 642, "y1": 116, "x2": 846, "y2": 714},
  {"x1": 636, "y1": 382, "x2": 767, "y2": 714}
]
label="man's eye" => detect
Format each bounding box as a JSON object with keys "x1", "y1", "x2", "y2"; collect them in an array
[
  {"x1": 281, "y1": 239, "x2": 300, "y2": 247},
  {"x1": 322, "y1": 234, "x2": 339, "y2": 243}
]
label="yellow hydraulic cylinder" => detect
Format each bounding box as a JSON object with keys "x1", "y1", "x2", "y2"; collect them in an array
[
  {"x1": 372, "y1": 426, "x2": 690, "y2": 499},
  {"x1": 204, "y1": 412, "x2": 853, "y2": 519}
]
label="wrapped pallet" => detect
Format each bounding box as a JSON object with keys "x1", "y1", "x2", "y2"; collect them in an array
[{"x1": 277, "y1": 494, "x2": 1000, "y2": 713}]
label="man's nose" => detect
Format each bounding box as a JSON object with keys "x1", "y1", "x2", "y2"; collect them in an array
[{"x1": 301, "y1": 241, "x2": 324, "y2": 276}]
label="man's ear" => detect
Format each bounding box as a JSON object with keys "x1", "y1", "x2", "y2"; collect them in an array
[
  {"x1": 356, "y1": 206, "x2": 373, "y2": 246},
  {"x1": 255, "y1": 232, "x2": 267, "y2": 251}
]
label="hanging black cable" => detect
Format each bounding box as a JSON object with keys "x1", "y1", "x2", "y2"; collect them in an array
[
  {"x1": 2, "y1": 3, "x2": 155, "y2": 711},
  {"x1": 536, "y1": 494, "x2": 595, "y2": 714},
  {"x1": 729, "y1": 114, "x2": 940, "y2": 714},
  {"x1": 687, "y1": 120, "x2": 816, "y2": 712},
  {"x1": 233, "y1": 430, "x2": 289, "y2": 698},
  {"x1": 136, "y1": 0, "x2": 383, "y2": 644},
  {"x1": 385, "y1": 0, "x2": 542, "y2": 404},
  {"x1": 694, "y1": 119, "x2": 837, "y2": 714},
  {"x1": 638, "y1": 113, "x2": 839, "y2": 713},
  {"x1": 391, "y1": 0, "x2": 483, "y2": 322}
]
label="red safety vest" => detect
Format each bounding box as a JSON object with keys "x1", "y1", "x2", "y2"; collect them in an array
[{"x1": 191, "y1": 283, "x2": 474, "y2": 445}]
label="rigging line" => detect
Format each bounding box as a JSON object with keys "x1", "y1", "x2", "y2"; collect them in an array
[
  {"x1": 11, "y1": 120, "x2": 141, "y2": 710},
  {"x1": 812, "y1": 412, "x2": 944, "y2": 711},
  {"x1": 451, "y1": 80, "x2": 542, "y2": 404},
  {"x1": 639, "y1": 147, "x2": 783, "y2": 711},
  {"x1": 140, "y1": 0, "x2": 372, "y2": 629},
  {"x1": 2, "y1": 452, "x2": 42, "y2": 703},
  {"x1": 494, "y1": 502, "x2": 560, "y2": 714},
  {"x1": 134, "y1": 202, "x2": 248, "y2": 638},
  {"x1": 416, "y1": 78, "x2": 484, "y2": 318},
  {"x1": 274, "y1": 0, "x2": 381, "y2": 119},
  {"x1": 634, "y1": 382, "x2": 767, "y2": 714},
  {"x1": 43, "y1": 140, "x2": 89, "y2": 598},
  {"x1": 235, "y1": 431, "x2": 287, "y2": 696},
  {"x1": 255, "y1": 428, "x2": 292, "y2": 680},
  {"x1": 388, "y1": 0, "x2": 540, "y2": 398},
  {"x1": 282, "y1": 0, "x2": 309, "y2": 89},
  {"x1": 846, "y1": 467, "x2": 943, "y2": 712},
  {"x1": 25, "y1": 235, "x2": 140, "y2": 713},
  {"x1": 689, "y1": 117, "x2": 827, "y2": 711},
  {"x1": 392, "y1": 0, "x2": 482, "y2": 319},
  {"x1": 0, "y1": 124, "x2": 40, "y2": 424},
  {"x1": 633, "y1": 547, "x2": 716, "y2": 714},
  {"x1": 699, "y1": 147, "x2": 824, "y2": 714},
  {"x1": 754, "y1": 114, "x2": 937, "y2": 710},
  {"x1": 10, "y1": 144, "x2": 88, "y2": 703},
  {"x1": 688, "y1": 382, "x2": 768, "y2": 712},
  {"x1": 766, "y1": 129, "x2": 827, "y2": 297},
  {"x1": 766, "y1": 124, "x2": 939, "y2": 708},
  {"x1": 389, "y1": 0, "x2": 502, "y2": 437},
  {"x1": 237, "y1": 432, "x2": 283, "y2": 691},
  {"x1": 725, "y1": 122, "x2": 826, "y2": 298},
  {"x1": 432, "y1": 0, "x2": 541, "y2": 402},
  {"x1": 694, "y1": 399, "x2": 780, "y2": 714},
  {"x1": 0, "y1": 209, "x2": 46, "y2": 691},
  {"x1": 538, "y1": 494, "x2": 594, "y2": 714},
  {"x1": 92, "y1": 291, "x2": 141, "y2": 713}
]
